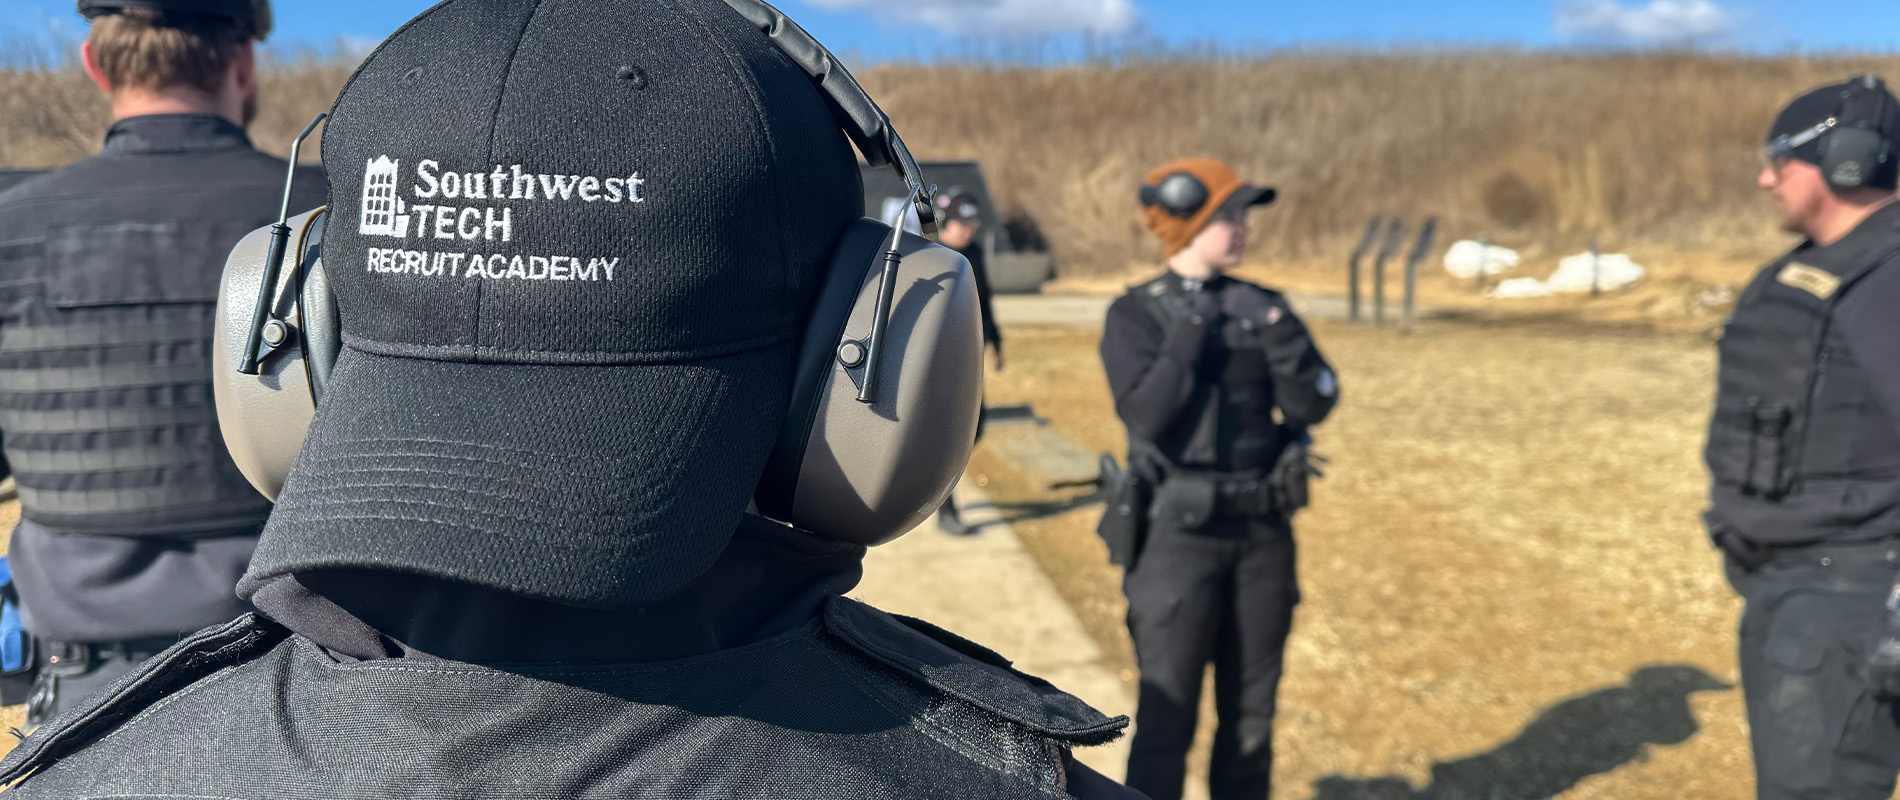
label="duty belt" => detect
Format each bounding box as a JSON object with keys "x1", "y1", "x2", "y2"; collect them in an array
[
  {"x1": 1214, "y1": 477, "x2": 1278, "y2": 517},
  {"x1": 41, "y1": 635, "x2": 183, "y2": 673},
  {"x1": 26, "y1": 634, "x2": 187, "y2": 726},
  {"x1": 1719, "y1": 531, "x2": 1900, "y2": 572}
]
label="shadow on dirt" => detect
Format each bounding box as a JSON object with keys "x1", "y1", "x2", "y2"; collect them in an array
[
  {"x1": 962, "y1": 493, "x2": 1106, "y2": 532},
  {"x1": 1308, "y1": 664, "x2": 1731, "y2": 800}
]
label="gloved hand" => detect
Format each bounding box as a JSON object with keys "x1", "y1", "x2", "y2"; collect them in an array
[
  {"x1": 1222, "y1": 284, "x2": 1277, "y2": 325},
  {"x1": 1184, "y1": 284, "x2": 1223, "y2": 327},
  {"x1": 1868, "y1": 586, "x2": 1900, "y2": 697}
]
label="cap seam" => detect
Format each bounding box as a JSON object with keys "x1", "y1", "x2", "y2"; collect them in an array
[
  {"x1": 321, "y1": 0, "x2": 462, "y2": 128},
  {"x1": 473, "y1": 0, "x2": 549, "y2": 357},
  {"x1": 662, "y1": 0, "x2": 794, "y2": 305},
  {"x1": 338, "y1": 328, "x2": 798, "y2": 364}
]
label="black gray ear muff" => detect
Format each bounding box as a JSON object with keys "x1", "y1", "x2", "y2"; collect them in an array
[
  {"x1": 1822, "y1": 74, "x2": 1894, "y2": 190},
  {"x1": 214, "y1": 0, "x2": 981, "y2": 546},
  {"x1": 213, "y1": 205, "x2": 334, "y2": 500},
  {"x1": 1139, "y1": 172, "x2": 1210, "y2": 219}
]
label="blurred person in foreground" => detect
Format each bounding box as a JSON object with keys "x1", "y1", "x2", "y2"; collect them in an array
[
  {"x1": 1708, "y1": 75, "x2": 1900, "y2": 800},
  {"x1": 933, "y1": 188, "x2": 1003, "y2": 535},
  {"x1": 1098, "y1": 158, "x2": 1338, "y2": 800},
  {"x1": 0, "y1": 0, "x2": 1143, "y2": 797},
  {"x1": 0, "y1": 0, "x2": 323, "y2": 725}
]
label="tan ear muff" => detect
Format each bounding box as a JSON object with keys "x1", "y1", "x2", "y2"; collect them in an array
[
  {"x1": 213, "y1": 208, "x2": 333, "y2": 500},
  {"x1": 756, "y1": 217, "x2": 984, "y2": 545}
]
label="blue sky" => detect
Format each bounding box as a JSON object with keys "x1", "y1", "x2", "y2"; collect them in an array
[{"x1": 7, "y1": 0, "x2": 1900, "y2": 62}]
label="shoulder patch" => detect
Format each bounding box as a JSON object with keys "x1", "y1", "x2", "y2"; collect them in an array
[
  {"x1": 1778, "y1": 262, "x2": 1843, "y2": 300},
  {"x1": 0, "y1": 614, "x2": 287, "y2": 785},
  {"x1": 824, "y1": 597, "x2": 1127, "y2": 745}
]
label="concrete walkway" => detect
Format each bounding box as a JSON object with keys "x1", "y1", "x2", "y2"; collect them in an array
[{"x1": 849, "y1": 480, "x2": 1135, "y2": 782}]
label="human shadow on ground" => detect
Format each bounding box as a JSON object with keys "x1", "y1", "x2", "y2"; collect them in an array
[
  {"x1": 1308, "y1": 664, "x2": 1731, "y2": 800},
  {"x1": 960, "y1": 493, "x2": 1106, "y2": 532}
]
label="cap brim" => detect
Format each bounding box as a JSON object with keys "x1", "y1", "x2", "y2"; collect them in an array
[
  {"x1": 1219, "y1": 184, "x2": 1277, "y2": 213},
  {"x1": 247, "y1": 343, "x2": 795, "y2": 609}
]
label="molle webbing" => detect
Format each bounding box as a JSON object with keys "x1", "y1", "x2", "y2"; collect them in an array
[{"x1": 0, "y1": 307, "x2": 269, "y2": 535}]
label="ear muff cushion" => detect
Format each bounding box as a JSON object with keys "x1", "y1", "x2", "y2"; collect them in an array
[
  {"x1": 757, "y1": 217, "x2": 893, "y2": 519},
  {"x1": 296, "y1": 238, "x2": 342, "y2": 404}
]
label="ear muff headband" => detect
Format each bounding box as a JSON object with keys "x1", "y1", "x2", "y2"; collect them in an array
[
  {"x1": 1139, "y1": 172, "x2": 1210, "y2": 219},
  {"x1": 722, "y1": 0, "x2": 936, "y2": 234},
  {"x1": 1821, "y1": 74, "x2": 1894, "y2": 190}
]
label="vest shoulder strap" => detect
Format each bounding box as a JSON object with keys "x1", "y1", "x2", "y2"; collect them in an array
[
  {"x1": 1835, "y1": 238, "x2": 1900, "y2": 299},
  {"x1": 823, "y1": 596, "x2": 1127, "y2": 745},
  {"x1": 1134, "y1": 276, "x2": 1188, "y2": 331}
]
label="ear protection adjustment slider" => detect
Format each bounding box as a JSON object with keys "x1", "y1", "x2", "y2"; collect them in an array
[{"x1": 238, "y1": 113, "x2": 326, "y2": 375}]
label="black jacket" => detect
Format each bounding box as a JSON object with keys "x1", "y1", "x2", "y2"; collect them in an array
[
  {"x1": 0, "y1": 114, "x2": 327, "y2": 641},
  {"x1": 963, "y1": 240, "x2": 1003, "y2": 348},
  {"x1": 1101, "y1": 272, "x2": 1336, "y2": 473},
  {"x1": 0, "y1": 518, "x2": 1144, "y2": 799}
]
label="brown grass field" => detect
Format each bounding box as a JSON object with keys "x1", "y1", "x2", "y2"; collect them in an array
[
  {"x1": 969, "y1": 316, "x2": 1750, "y2": 799},
  {"x1": 7, "y1": 49, "x2": 1900, "y2": 280},
  {"x1": 13, "y1": 49, "x2": 1898, "y2": 333}
]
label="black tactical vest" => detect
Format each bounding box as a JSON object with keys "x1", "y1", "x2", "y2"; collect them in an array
[
  {"x1": 1707, "y1": 217, "x2": 1900, "y2": 500},
  {"x1": 0, "y1": 229, "x2": 270, "y2": 535},
  {"x1": 0, "y1": 116, "x2": 321, "y2": 536},
  {"x1": 0, "y1": 600, "x2": 1130, "y2": 799},
  {"x1": 1139, "y1": 277, "x2": 1286, "y2": 473}
]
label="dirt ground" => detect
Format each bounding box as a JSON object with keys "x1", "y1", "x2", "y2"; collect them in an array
[{"x1": 972, "y1": 314, "x2": 1758, "y2": 799}]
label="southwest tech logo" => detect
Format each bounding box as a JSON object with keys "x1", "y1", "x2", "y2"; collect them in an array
[
  {"x1": 357, "y1": 156, "x2": 648, "y2": 242},
  {"x1": 359, "y1": 156, "x2": 410, "y2": 237},
  {"x1": 357, "y1": 155, "x2": 643, "y2": 283}
]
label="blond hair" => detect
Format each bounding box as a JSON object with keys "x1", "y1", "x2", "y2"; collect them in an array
[{"x1": 87, "y1": 8, "x2": 248, "y2": 95}]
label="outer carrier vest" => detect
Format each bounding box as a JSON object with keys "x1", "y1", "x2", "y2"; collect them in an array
[
  {"x1": 1138, "y1": 276, "x2": 1287, "y2": 473},
  {"x1": 1707, "y1": 219, "x2": 1900, "y2": 500},
  {"x1": 0, "y1": 220, "x2": 272, "y2": 536},
  {"x1": 0, "y1": 600, "x2": 1128, "y2": 799}
]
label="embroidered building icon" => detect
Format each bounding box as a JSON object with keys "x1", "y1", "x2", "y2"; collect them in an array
[{"x1": 359, "y1": 156, "x2": 409, "y2": 237}]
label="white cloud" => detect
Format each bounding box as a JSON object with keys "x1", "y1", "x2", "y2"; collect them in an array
[
  {"x1": 1557, "y1": 0, "x2": 1735, "y2": 44},
  {"x1": 801, "y1": 0, "x2": 1138, "y2": 37}
]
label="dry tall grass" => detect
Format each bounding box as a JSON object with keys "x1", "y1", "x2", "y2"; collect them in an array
[{"x1": 5, "y1": 48, "x2": 1899, "y2": 275}]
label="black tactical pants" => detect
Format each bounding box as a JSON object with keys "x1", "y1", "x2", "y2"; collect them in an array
[
  {"x1": 1124, "y1": 512, "x2": 1297, "y2": 800},
  {"x1": 1728, "y1": 542, "x2": 1900, "y2": 800}
]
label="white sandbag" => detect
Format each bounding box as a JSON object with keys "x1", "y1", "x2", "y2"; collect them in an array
[
  {"x1": 1546, "y1": 252, "x2": 1644, "y2": 293},
  {"x1": 1443, "y1": 240, "x2": 1521, "y2": 279},
  {"x1": 1490, "y1": 277, "x2": 1555, "y2": 298}
]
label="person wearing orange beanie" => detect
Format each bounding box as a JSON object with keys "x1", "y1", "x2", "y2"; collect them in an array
[{"x1": 1099, "y1": 158, "x2": 1339, "y2": 800}]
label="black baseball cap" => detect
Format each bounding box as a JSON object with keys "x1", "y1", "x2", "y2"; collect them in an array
[
  {"x1": 245, "y1": 0, "x2": 864, "y2": 608},
  {"x1": 935, "y1": 188, "x2": 982, "y2": 224},
  {"x1": 77, "y1": 0, "x2": 272, "y2": 38},
  {"x1": 1767, "y1": 77, "x2": 1900, "y2": 183}
]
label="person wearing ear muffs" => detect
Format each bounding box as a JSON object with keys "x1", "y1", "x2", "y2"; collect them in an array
[
  {"x1": 1709, "y1": 76, "x2": 1900, "y2": 800},
  {"x1": 1100, "y1": 158, "x2": 1339, "y2": 800},
  {"x1": 932, "y1": 188, "x2": 1004, "y2": 536},
  {"x1": 0, "y1": 0, "x2": 324, "y2": 727},
  {"x1": 0, "y1": 1, "x2": 1149, "y2": 798}
]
